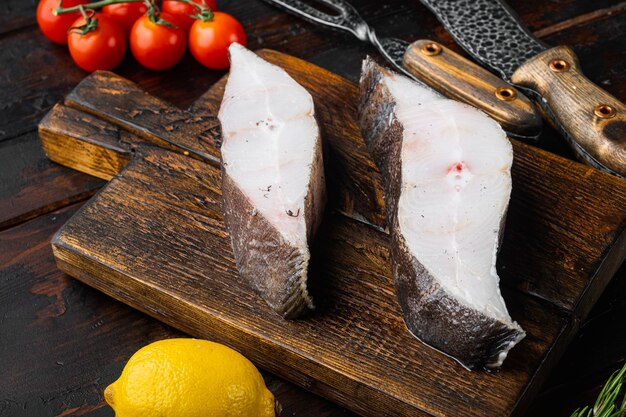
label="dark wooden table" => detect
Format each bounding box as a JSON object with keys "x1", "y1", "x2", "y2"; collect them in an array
[{"x1": 0, "y1": 1, "x2": 624, "y2": 416}]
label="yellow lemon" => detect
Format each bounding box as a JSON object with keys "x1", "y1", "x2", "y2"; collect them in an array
[{"x1": 104, "y1": 338, "x2": 276, "y2": 417}]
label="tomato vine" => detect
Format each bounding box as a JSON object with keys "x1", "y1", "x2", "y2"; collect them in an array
[
  {"x1": 54, "y1": 0, "x2": 213, "y2": 31},
  {"x1": 37, "y1": 0, "x2": 246, "y2": 72}
]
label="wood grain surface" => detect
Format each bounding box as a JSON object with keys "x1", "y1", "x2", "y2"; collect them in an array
[
  {"x1": 1, "y1": 0, "x2": 625, "y2": 416},
  {"x1": 512, "y1": 45, "x2": 626, "y2": 177},
  {"x1": 39, "y1": 49, "x2": 626, "y2": 416},
  {"x1": 41, "y1": 65, "x2": 386, "y2": 229},
  {"x1": 403, "y1": 39, "x2": 542, "y2": 138}
]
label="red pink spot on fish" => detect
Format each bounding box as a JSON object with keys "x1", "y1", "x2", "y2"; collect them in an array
[
  {"x1": 450, "y1": 162, "x2": 466, "y2": 173},
  {"x1": 446, "y1": 161, "x2": 473, "y2": 191}
]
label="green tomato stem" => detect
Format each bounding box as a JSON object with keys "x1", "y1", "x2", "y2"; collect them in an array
[
  {"x1": 67, "y1": 5, "x2": 99, "y2": 35},
  {"x1": 194, "y1": 4, "x2": 214, "y2": 22},
  {"x1": 175, "y1": 0, "x2": 213, "y2": 21},
  {"x1": 54, "y1": 0, "x2": 212, "y2": 19},
  {"x1": 53, "y1": 0, "x2": 146, "y2": 15}
]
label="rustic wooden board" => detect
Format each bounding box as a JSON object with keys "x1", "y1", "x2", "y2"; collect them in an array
[{"x1": 39, "y1": 50, "x2": 626, "y2": 417}]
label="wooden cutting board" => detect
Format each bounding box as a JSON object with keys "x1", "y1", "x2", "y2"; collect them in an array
[{"x1": 38, "y1": 50, "x2": 626, "y2": 417}]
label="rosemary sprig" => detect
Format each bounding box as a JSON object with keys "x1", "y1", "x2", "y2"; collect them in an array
[{"x1": 571, "y1": 363, "x2": 626, "y2": 417}]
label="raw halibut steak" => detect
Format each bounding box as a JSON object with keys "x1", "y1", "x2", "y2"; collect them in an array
[
  {"x1": 218, "y1": 44, "x2": 325, "y2": 319},
  {"x1": 358, "y1": 58, "x2": 525, "y2": 370}
]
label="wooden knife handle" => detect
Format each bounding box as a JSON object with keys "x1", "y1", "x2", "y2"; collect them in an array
[
  {"x1": 403, "y1": 39, "x2": 542, "y2": 139},
  {"x1": 512, "y1": 46, "x2": 626, "y2": 177}
]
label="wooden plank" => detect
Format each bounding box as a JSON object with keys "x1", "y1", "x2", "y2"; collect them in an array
[
  {"x1": 0, "y1": 32, "x2": 226, "y2": 143},
  {"x1": 0, "y1": 204, "x2": 163, "y2": 417},
  {"x1": 44, "y1": 50, "x2": 626, "y2": 416},
  {"x1": 0, "y1": 3, "x2": 623, "y2": 417},
  {"x1": 500, "y1": 145, "x2": 626, "y2": 312},
  {"x1": 0, "y1": 183, "x2": 622, "y2": 417},
  {"x1": 525, "y1": 263, "x2": 626, "y2": 417},
  {"x1": 0, "y1": 2, "x2": 624, "y2": 417},
  {"x1": 515, "y1": 0, "x2": 626, "y2": 33},
  {"x1": 0, "y1": 0, "x2": 38, "y2": 35},
  {"x1": 47, "y1": 67, "x2": 385, "y2": 227},
  {"x1": 0, "y1": 29, "x2": 86, "y2": 142},
  {"x1": 51, "y1": 145, "x2": 571, "y2": 417},
  {"x1": 0, "y1": 204, "x2": 354, "y2": 417},
  {"x1": 0, "y1": 130, "x2": 103, "y2": 230},
  {"x1": 64, "y1": 72, "x2": 221, "y2": 165},
  {"x1": 38, "y1": 105, "x2": 131, "y2": 181}
]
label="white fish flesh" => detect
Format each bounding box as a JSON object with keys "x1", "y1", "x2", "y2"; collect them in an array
[
  {"x1": 218, "y1": 44, "x2": 326, "y2": 318},
  {"x1": 358, "y1": 58, "x2": 525, "y2": 370}
]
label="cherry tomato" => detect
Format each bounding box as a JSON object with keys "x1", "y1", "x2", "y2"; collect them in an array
[
  {"x1": 67, "y1": 14, "x2": 126, "y2": 72},
  {"x1": 130, "y1": 13, "x2": 187, "y2": 70},
  {"x1": 102, "y1": 2, "x2": 148, "y2": 36},
  {"x1": 162, "y1": 0, "x2": 218, "y2": 33},
  {"x1": 36, "y1": 0, "x2": 89, "y2": 44},
  {"x1": 189, "y1": 12, "x2": 246, "y2": 70}
]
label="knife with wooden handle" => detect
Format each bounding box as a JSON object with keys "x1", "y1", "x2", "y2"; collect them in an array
[
  {"x1": 260, "y1": 0, "x2": 543, "y2": 140},
  {"x1": 420, "y1": 0, "x2": 626, "y2": 177},
  {"x1": 403, "y1": 39, "x2": 540, "y2": 137}
]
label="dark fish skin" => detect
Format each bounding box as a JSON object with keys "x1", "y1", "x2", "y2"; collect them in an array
[
  {"x1": 221, "y1": 137, "x2": 325, "y2": 319},
  {"x1": 358, "y1": 58, "x2": 525, "y2": 370}
]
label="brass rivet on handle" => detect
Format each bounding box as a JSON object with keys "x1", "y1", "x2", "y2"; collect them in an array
[
  {"x1": 421, "y1": 42, "x2": 442, "y2": 56},
  {"x1": 594, "y1": 104, "x2": 616, "y2": 119},
  {"x1": 549, "y1": 59, "x2": 569, "y2": 72},
  {"x1": 495, "y1": 86, "x2": 518, "y2": 101}
]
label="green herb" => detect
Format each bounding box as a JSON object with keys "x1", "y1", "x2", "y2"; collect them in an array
[{"x1": 571, "y1": 363, "x2": 626, "y2": 417}]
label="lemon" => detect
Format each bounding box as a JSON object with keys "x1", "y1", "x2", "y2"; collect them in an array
[{"x1": 104, "y1": 338, "x2": 276, "y2": 417}]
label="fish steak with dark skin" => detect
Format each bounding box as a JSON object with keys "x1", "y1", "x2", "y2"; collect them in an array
[
  {"x1": 358, "y1": 57, "x2": 525, "y2": 370},
  {"x1": 218, "y1": 44, "x2": 326, "y2": 319}
]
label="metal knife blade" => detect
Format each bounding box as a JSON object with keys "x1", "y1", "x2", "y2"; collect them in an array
[
  {"x1": 375, "y1": 37, "x2": 411, "y2": 75},
  {"x1": 420, "y1": 0, "x2": 626, "y2": 177},
  {"x1": 420, "y1": 0, "x2": 547, "y2": 81}
]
